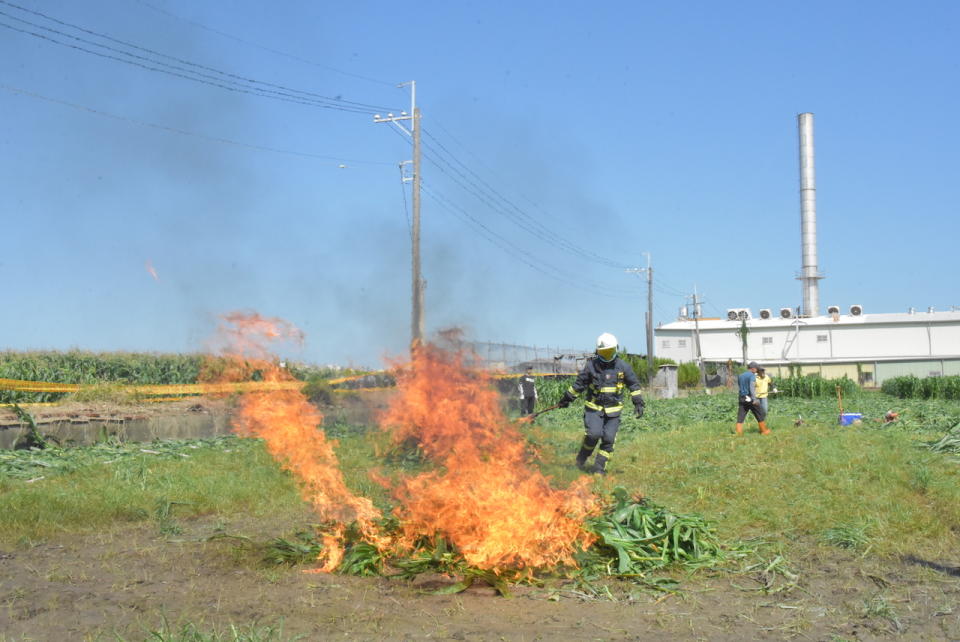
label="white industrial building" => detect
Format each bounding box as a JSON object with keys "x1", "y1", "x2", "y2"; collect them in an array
[
  {"x1": 652, "y1": 113, "x2": 959, "y2": 386},
  {"x1": 656, "y1": 307, "x2": 960, "y2": 385}
]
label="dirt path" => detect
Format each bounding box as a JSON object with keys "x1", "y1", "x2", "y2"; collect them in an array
[{"x1": 3, "y1": 514, "x2": 959, "y2": 640}]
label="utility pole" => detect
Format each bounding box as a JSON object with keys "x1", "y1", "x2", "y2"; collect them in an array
[
  {"x1": 374, "y1": 81, "x2": 424, "y2": 347},
  {"x1": 626, "y1": 254, "x2": 654, "y2": 380},
  {"x1": 688, "y1": 287, "x2": 707, "y2": 388}
]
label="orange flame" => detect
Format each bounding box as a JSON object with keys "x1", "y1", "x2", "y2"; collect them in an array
[
  {"x1": 381, "y1": 344, "x2": 598, "y2": 573},
  {"x1": 209, "y1": 312, "x2": 381, "y2": 571},
  {"x1": 210, "y1": 314, "x2": 598, "y2": 576}
]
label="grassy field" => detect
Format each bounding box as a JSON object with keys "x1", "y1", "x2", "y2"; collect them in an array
[
  {"x1": 533, "y1": 395, "x2": 960, "y2": 560},
  {"x1": 0, "y1": 437, "x2": 306, "y2": 543},
  {"x1": 3, "y1": 391, "x2": 958, "y2": 558},
  {"x1": 2, "y1": 390, "x2": 960, "y2": 639}
]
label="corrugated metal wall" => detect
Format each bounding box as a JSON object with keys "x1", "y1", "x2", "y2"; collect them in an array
[{"x1": 876, "y1": 361, "x2": 945, "y2": 381}]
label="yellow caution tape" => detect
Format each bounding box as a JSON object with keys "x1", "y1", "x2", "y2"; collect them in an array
[
  {"x1": 0, "y1": 370, "x2": 562, "y2": 398},
  {"x1": 0, "y1": 378, "x2": 81, "y2": 392},
  {"x1": 0, "y1": 374, "x2": 395, "y2": 397},
  {"x1": 492, "y1": 372, "x2": 571, "y2": 379}
]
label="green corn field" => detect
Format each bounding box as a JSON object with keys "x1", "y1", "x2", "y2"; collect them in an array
[
  {"x1": 0, "y1": 350, "x2": 362, "y2": 403},
  {"x1": 881, "y1": 375, "x2": 960, "y2": 400},
  {"x1": 774, "y1": 374, "x2": 858, "y2": 398}
]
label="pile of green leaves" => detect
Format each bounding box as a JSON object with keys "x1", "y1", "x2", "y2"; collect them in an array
[
  {"x1": 882, "y1": 375, "x2": 960, "y2": 400},
  {"x1": 929, "y1": 423, "x2": 960, "y2": 454},
  {"x1": 266, "y1": 525, "x2": 518, "y2": 594},
  {"x1": 577, "y1": 486, "x2": 723, "y2": 577},
  {"x1": 265, "y1": 487, "x2": 724, "y2": 596}
]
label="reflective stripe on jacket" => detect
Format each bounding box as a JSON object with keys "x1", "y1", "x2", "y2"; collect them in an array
[{"x1": 565, "y1": 356, "x2": 644, "y2": 417}]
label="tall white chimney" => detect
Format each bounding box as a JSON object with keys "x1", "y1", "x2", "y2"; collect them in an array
[{"x1": 797, "y1": 113, "x2": 823, "y2": 317}]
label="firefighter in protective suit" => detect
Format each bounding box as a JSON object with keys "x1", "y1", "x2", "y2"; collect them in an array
[{"x1": 557, "y1": 333, "x2": 645, "y2": 475}]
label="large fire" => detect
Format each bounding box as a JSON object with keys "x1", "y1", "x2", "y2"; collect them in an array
[
  {"x1": 382, "y1": 344, "x2": 598, "y2": 572},
  {"x1": 211, "y1": 312, "x2": 598, "y2": 576},
  {"x1": 208, "y1": 312, "x2": 381, "y2": 571}
]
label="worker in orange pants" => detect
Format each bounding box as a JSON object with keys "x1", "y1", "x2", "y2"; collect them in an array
[{"x1": 736, "y1": 362, "x2": 770, "y2": 435}]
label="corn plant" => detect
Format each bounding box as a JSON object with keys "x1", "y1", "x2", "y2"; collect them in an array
[
  {"x1": 776, "y1": 374, "x2": 858, "y2": 398},
  {"x1": 577, "y1": 486, "x2": 724, "y2": 577},
  {"x1": 882, "y1": 375, "x2": 960, "y2": 400}
]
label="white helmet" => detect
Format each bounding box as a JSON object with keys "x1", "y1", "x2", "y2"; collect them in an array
[
  {"x1": 597, "y1": 333, "x2": 618, "y2": 350},
  {"x1": 596, "y1": 333, "x2": 618, "y2": 361}
]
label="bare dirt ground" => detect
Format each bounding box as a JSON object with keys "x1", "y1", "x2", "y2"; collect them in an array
[{"x1": 3, "y1": 513, "x2": 960, "y2": 641}]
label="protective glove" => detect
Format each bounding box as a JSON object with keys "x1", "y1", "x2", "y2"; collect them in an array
[
  {"x1": 634, "y1": 404, "x2": 644, "y2": 419},
  {"x1": 743, "y1": 395, "x2": 752, "y2": 403},
  {"x1": 557, "y1": 396, "x2": 571, "y2": 409}
]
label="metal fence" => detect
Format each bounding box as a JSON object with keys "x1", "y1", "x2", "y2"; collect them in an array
[{"x1": 446, "y1": 340, "x2": 591, "y2": 374}]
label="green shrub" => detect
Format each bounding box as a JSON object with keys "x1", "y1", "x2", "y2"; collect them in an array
[
  {"x1": 882, "y1": 375, "x2": 960, "y2": 400},
  {"x1": 619, "y1": 351, "x2": 676, "y2": 385},
  {"x1": 677, "y1": 362, "x2": 701, "y2": 388},
  {"x1": 776, "y1": 374, "x2": 857, "y2": 399},
  {"x1": 302, "y1": 377, "x2": 335, "y2": 405}
]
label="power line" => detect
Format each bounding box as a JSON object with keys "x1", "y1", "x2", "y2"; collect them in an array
[
  {"x1": 131, "y1": 0, "x2": 397, "y2": 87},
  {"x1": 414, "y1": 141, "x2": 638, "y2": 296},
  {"x1": 0, "y1": 83, "x2": 392, "y2": 166},
  {"x1": 654, "y1": 283, "x2": 686, "y2": 297},
  {"x1": 426, "y1": 117, "x2": 645, "y2": 269},
  {"x1": 421, "y1": 128, "x2": 631, "y2": 270},
  {"x1": 0, "y1": 16, "x2": 368, "y2": 113},
  {"x1": 419, "y1": 141, "x2": 622, "y2": 269},
  {"x1": 0, "y1": 0, "x2": 392, "y2": 112},
  {"x1": 0, "y1": 2, "x2": 398, "y2": 114},
  {"x1": 421, "y1": 182, "x2": 634, "y2": 299}
]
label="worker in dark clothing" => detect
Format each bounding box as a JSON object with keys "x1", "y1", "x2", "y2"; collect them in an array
[
  {"x1": 557, "y1": 333, "x2": 645, "y2": 475},
  {"x1": 518, "y1": 366, "x2": 538, "y2": 416},
  {"x1": 736, "y1": 361, "x2": 770, "y2": 435}
]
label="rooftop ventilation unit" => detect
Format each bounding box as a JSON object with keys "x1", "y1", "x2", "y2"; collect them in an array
[
  {"x1": 726, "y1": 309, "x2": 739, "y2": 321},
  {"x1": 780, "y1": 307, "x2": 795, "y2": 319},
  {"x1": 759, "y1": 309, "x2": 772, "y2": 320},
  {"x1": 849, "y1": 304, "x2": 863, "y2": 316},
  {"x1": 738, "y1": 309, "x2": 752, "y2": 321},
  {"x1": 827, "y1": 305, "x2": 841, "y2": 315}
]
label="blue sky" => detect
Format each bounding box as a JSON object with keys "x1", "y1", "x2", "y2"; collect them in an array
[{"x1": 1, "y1": 0, "x2": 957, "y2": 367}]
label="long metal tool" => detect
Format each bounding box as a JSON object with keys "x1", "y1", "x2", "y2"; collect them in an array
[{"x1": 517, "y1": 403, "x2": 562, "y2": 423}]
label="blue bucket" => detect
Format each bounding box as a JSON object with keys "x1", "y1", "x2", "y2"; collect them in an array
[{"x1": 839, "y1": 412, "x2": 863, "y2": 426}]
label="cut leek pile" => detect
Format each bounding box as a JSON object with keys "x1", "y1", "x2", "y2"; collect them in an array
[
  {"x1": 578, "y1": 486, "x2": 724, "y2": 577},
  {"x1": 265, "y1": 486, "x2": 725, "y2": 595}
]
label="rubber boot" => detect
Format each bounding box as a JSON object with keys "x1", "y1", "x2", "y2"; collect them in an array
[
  {"x1": 735, "y1": 423, "x2": 743, "y2": 436},
  {"x1": 758, "y1": 421, "x2": 771, "y2": 435},
  {"x1": 575, "y1": 445, "x2": 593, "y2": 471},
  {"x1": 591, "y1": 452, "x2": 610, "y2": 476}
]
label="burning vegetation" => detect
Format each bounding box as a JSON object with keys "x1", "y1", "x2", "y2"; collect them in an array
[{"x1": 210, "y1": 312, "x2": 724, "y2": 593}]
